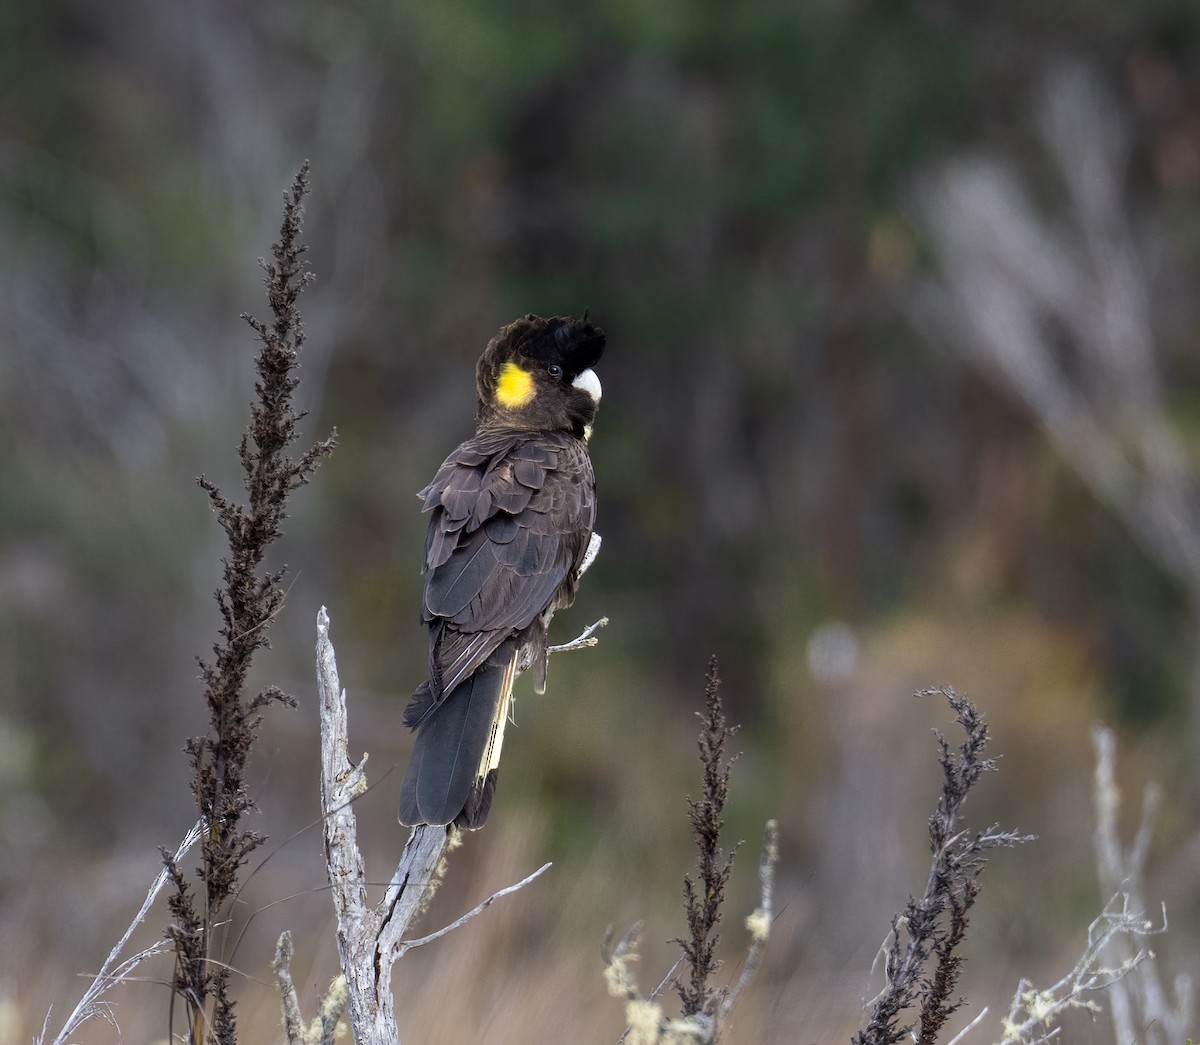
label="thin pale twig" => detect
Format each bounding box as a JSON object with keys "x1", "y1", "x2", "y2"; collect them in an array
[
  {"x1": 719, "y1": 818, "x2": 778, "y2": 1020},
  {"x1": 649, "y1": 956, "x2": 686, "y2": 1003},
  {"x1": 616, "y1": 951, "x2": 682, "y2": 1044},
  {"x1": 944, "y1": 1005, "x2": 989, "y2": 1045},
  {"x1": 394, "y1": 862, "x2": 553, "y2": 959}
]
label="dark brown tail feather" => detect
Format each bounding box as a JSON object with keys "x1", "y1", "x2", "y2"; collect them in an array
[{"x1": 398, "y1": 642, "x2": 516, "y2": 829}]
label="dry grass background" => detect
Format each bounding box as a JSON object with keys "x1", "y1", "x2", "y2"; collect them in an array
[{"x1": 7, "y1": 593, "x2": 1187, "y2": 1043}]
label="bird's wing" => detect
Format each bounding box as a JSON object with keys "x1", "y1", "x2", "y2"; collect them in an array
[{"x1": 418, "y1": 432, "x2": 595, "y2": 701}]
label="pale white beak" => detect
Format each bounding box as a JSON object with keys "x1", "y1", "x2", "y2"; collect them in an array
[{"x1": 572, "y1": 368, "x2": 602, "y2": 403}]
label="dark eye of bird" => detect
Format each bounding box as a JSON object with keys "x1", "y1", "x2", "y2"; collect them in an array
[{"x1": 547, "y1": 364, "x2": 563, "y2": 379}]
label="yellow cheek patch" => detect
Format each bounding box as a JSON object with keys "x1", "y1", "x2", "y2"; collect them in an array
[{"x1": 495, "y1": 361, "x2": 536, "y2": 409}]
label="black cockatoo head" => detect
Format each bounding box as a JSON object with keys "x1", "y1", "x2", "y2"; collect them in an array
[{"x1": 476, "y1": 313, "x2": 605, "y2": 439}]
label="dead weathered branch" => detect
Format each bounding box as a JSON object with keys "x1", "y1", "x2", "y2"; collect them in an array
[
  {"x1": 316, "y1": 606, "x2": 429, "y2": 1043},
  {"x1": 314, "y1": 599, "x2": 601, "y2": 1043}
]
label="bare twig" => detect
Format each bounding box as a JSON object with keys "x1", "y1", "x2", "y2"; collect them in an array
[
  {"x1": 998, "y1": 893, "x2": 1166, "y2": 1043},
  {"x1": 719, "y1": 819, "x2": 778, "y2": 1021},
  {"x1": 943, "y1": 1005, "x2": 988, "y2": 1045},
  {"x1": 649, "y1": 958, "x2": 687, "y2": 1005},
  {"x1": 273, "y1": 931, "x2": 305, "y2": 1045},
  {"x1": 36, "y1": 822, "x2": 201, "y2": 1045},
  {"x1": 395, "y1": 861, "x2": 553, "y2": 958},
  {"x1": 605, "y1": 923, "x2": 686, "y2": 1045},
  {"x1": 986, "y1": 727, "x2": 1190, "y2": 1045},
  {"x1": 603, "y1": 921, "x2": 713, "y2": 1045},
  {"x1": 616, "y1": 956, "x2": 690, "y2": 1045},
  {"x1": 520, "y1": 533, "x2": 605, "y2": 675},
  {"x1": 274, "y1": 930, "x2": 345, "y2": 1045},
  {"x1": 549, "y1": 617, "x2": 609, "y2": 655},
  {"x1": 1089, "y1": 725, "x2": 1192, "y2": 1045}
]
